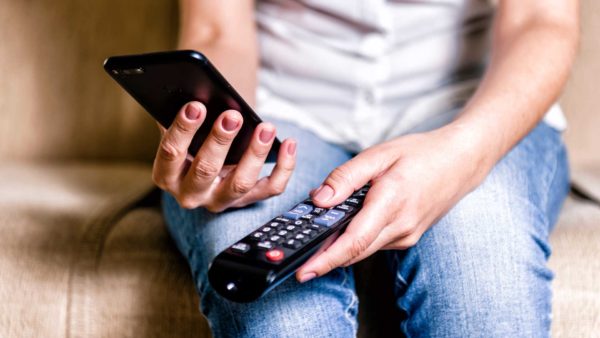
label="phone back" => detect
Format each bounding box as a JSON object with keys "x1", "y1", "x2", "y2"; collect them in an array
[{"x1": 103, "y1": 50, "x2": 279, "y2": 164}]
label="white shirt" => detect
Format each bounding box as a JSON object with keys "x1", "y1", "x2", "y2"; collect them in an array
[{"x1": 255, "y1": 0, "x2": 566, "y2": 152}]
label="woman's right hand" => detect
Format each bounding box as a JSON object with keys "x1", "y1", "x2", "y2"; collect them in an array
[{"x1": 152, "y1": 101, "x2": 297, "y2": 212}]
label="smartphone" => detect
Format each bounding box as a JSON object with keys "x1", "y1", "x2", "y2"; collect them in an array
[{"x1": 103, "y1": 50, "x2": 280, "y2": 164}]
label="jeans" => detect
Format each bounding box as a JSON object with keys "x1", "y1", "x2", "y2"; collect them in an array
[{"x1": 162, "y1": 120, "x2": 569, "y2": 338}]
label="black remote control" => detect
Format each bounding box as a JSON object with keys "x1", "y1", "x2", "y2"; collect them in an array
[{"x1": 208, "y1": 184, "x2": 370, "y2": 302}]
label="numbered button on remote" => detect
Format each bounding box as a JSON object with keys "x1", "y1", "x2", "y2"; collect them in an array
[
  {"x1": 301, "y1": 229, "x2": 316, "y2": 238},
  {"x1": 250, "y1": 232, "x2": 266, "y2": 241},
  {"x1": 283, "y1": 203, "x2": 313, "y2": 220},
  {"x1": 294, "y1": 234, "x2": 309, "y2": 243},
  {"x1": 314, "y1": 209, "x2": 346, "y2": 227},
  {"x1": 277, "y1": 230, "x2": 291, "y2": 238},
  {"x1": 283, "y1": 239, "x2": 302, "y2": 250},
  {"x1": 269, "y1": 235, "x2": 284, "y2": 244},
  {"x1": 261, "y1": 226, "x2": 276, "y2": 235}
]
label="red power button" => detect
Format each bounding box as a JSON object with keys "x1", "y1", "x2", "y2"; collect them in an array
[{"x1": 265, "y1": 249, "x2": 284, "y2": 262}]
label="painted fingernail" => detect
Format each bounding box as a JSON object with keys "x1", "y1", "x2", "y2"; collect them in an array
[
  {"x1": 299, "y1": 272, "x2": 317, "y2": 283},
  {"x1": 314, "y1": 185, "x2": 334, "y2": 202},
  {"x1": 222, "y1": 115, "x2": 240, "y2": 131},
  {"x1": 287, "y1": 141, "x2": 297, "y2": 156},
  {"x1": 259, "y1": 128, "x2": 275, "y2": 144},
  {"x1": 185, "y1": 103, "x2": 201, "y2": 120}
]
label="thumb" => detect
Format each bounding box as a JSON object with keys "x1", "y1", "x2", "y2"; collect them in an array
[{"x1": 311, "y1": 155, "x2": 376, "y2": 208}]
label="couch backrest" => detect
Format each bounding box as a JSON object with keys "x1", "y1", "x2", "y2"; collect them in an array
[
  {"x1": 0, "y1": 1, "x2": 597, "y2": 167},
  {"x1": 561, "y1": 0, "x2": 600, "y2": 169},
  {"x1": 0, "y1": 0, "x2": 177, "y2": 162}
]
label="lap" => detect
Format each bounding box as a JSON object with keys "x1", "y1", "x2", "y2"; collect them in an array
[
  {"x1": 162, "y1": 119, "x2": 358, "y2": 337},
  {"x1": 389, "y1": 122, "x2": 570, "y2": 337}
]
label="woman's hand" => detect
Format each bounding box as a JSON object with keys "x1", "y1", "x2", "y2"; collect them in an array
[
  {"x1": 152, "y1": 101, "x2": 297, "y2": 212},
  {"x1": 296, "y1": 124, "x2": 493, "y2": 282}
]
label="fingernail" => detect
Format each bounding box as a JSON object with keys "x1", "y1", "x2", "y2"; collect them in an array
[
  {"x1": 259, "y1": 128, "x2": 275, "y2": 144},
  {"x1": 287, "y1": 141, "x2": 297, "y2": 156},
  {"x1": 313, "y1": 185, "x2": 334, "y2": 202},
  {"x1": 299, "y1": 272, "x2": 317, "y2": 283},
  {"x1": 185, "y1": 103, "x2": 201, "y2": 120},
  {"x1": 222, "y1": 115, "x2": 240, "y2": 131}
]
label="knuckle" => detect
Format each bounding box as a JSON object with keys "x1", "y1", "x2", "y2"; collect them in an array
[
  {"x1": 151, "y1": 170, "x2": 165, "y2": 189},
  {"x1": 251, "y1": 144, "x2": 270, "y2": 159},
  {"x1": 328, "y1": 165, "x2": 354, "y2": 188},
  {"x1": 268, "y1": 182, "x2": 285, "y2": 196},
  {"x1": 173, "y1": 118, "x2": 195, "y2": 133},
  {"x1": 399, "y1": 234, "x2": 419, "y2": 249},
  {"x1": 158, "y1": 141, "x2": 183, "y2": 162},
  {"x1": 230, "y1": 179, "x2": 254, "y2": 195},
  {"x1": 349, "y1": 235, "x2": 370, "y2": 258},
  {"x1": 192, "y1": 159, "x2": 219, "y2": 180},
  {"x1": 177, "y1": 196, "x2": 198, "y2": 210},
  {"x1": 204, "y1": 203, "x2": 226, "y2": 213},
  {"x1": 211, "y1": 130, "x2": 233, "y2": 147}
]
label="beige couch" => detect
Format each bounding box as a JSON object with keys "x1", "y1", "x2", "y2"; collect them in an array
[{"x1": 1, "y1": 1, "x2": 598, "y2": 337}]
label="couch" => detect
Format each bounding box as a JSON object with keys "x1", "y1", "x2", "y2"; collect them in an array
[{"x1": 1, "y1": 1, "x2": 598, "y2": 337}]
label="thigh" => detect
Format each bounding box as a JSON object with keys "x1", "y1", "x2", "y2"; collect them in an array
[
  {"x1": 388, "y1": 122, "x2": 570, "y2": 338},
  {"x1": 163, "y1": 120, "x2": 359, "y2": 338}
]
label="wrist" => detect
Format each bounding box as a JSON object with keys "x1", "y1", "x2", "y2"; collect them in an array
[{"x1": 436, "y1": 120, "x2": 500, "y2": 186}]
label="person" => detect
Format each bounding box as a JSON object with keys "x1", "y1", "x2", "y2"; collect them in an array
[{"x1": 155, "y1": 1, "x2": 578, "y2": 337}]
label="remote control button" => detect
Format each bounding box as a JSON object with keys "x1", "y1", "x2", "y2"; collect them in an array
[
  {"x1": 301, "y1": 229, "x2": 316, "y2": 237},
  {"x1": 308, "y1": 223, "x2": 326, "y2": 232},
  {"x1": 283, "y1": 239, "x2": 302, "y2": 249},
  {"x1": 268, "y1": 221, "x2": 283, "y2": 229},
  {"x1": 261, "y1": 226, "x2": 276, "y2": 235},
  {"x1": 285, "y1": 225, "x2": 297, "y2": 232},
  {"x1": 269, "y1": 235, "x2": 284, "y2": 244},
  {"x1": 231, "y1": 242, "x2": 250, "y2": 253},
  {"x1": 274, "y1": 217, "x2": 291, "y2": 224},
  {"x1": 292, "y1": 220, "x2": 308, "y2": 227},
  {"x1": 283, "y1": 203, "x2": 313, "y2": 220},
  {"x1": 314, "y1": 209, "x2": 346, "y2": 227},
  {"x1": 345, "y1": 197, "x2": 361, "y2": 207},
  {"x1": 265, "y1": 249, "x2": 284, "y2": 262},
  {"x1": 300, "y1": 214, "x2": 315, "y2": 221},
  {"x1": 294, "y1": 234, "x2": 309, "y2": 243},
  {"x1": 352, "y1": 188, "x2": 368, "y2": 198},
  {"x1": 335, "y1": 204, "x2": 355, "y2": 213},
  {"x1": 250, "y1": 232, "x2": 266, "y2": 241},
  {"x1": 311, "y1": 207, "x2": 326, "y2": 216},
  {"x1": 257, "y1": 241, "x2": 274, "y2": 250}
]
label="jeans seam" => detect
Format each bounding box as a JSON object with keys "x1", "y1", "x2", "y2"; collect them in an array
[{"x1": 340, "y1": 268, "x2": 359, "y2": 334}]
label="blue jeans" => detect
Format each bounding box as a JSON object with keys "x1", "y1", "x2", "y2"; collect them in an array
[{"x1": 163, "y1": 120, "x2": 569, "y2": 338}]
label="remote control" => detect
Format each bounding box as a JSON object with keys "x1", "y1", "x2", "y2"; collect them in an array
[{"x1": 208, "y1": 184, "x2": 370, "y2": 302}]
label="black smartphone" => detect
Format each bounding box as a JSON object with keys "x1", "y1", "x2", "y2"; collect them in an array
[{"x1": 103, "y1": 50, "x2": 280, "y2": 164}]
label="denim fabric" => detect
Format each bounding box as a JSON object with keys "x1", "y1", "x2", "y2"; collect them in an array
[{"x1": 162, "y1": 121, "x2": 569, "y2": 338}]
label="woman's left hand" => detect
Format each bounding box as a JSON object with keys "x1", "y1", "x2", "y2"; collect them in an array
[{"x1": 296, "y1": 124, "x2": 494, "y2": 283}]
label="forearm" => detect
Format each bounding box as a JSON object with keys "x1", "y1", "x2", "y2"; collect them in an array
[
  {"x1": 177, "y1": 0, "x2": 258, "y2": 106},
  {"x1": 446, "y1": 1, "x2": 579, "y2": 178}
]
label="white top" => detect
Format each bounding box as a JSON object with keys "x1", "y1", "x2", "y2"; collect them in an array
[{"x1": 255, "y1": 0, "x2": 566, "y2": 152}]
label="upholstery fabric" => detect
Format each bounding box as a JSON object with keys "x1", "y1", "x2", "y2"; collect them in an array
[{"x1": 0, "y1": 0, "x2": 598, "y2": 337}]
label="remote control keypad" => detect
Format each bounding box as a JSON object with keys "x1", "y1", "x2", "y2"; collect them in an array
[{"x1": 227, "y1": 185, "x2": 370, "y2": 264}]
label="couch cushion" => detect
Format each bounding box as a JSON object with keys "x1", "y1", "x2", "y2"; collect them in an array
[
  {"x1": 0, "y1": 162, "x2": 155, "y2": 337},
  {"x1": 550, "y1": 197, "x2": 600, "y2": 337},
  {"x1": 71, "y1": 207, "x2": 210, "y2": 337}
]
